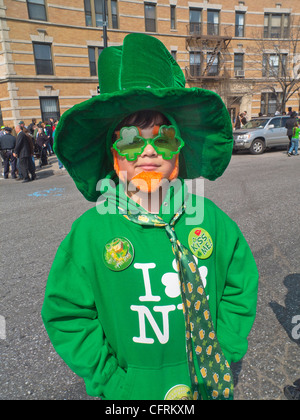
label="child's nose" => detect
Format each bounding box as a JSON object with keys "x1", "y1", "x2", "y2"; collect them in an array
[{"x1": 141, "y1": 143, "x2": 158, "y2": 157}]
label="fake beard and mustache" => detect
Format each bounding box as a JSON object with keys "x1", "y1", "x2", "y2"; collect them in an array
[
  {"x1": 130, "y1": 171, "x2": 164, "y2": 193},
  {"x1": 113, "y1": 151, "x2": 179, "y2": 193}
]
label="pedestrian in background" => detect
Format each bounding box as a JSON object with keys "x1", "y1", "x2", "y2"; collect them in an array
[
  {"x1": 14, "y1": 124, "x2": 33, "y2": 182},
  {"x1": 41, "y1": 122, "x2": 53, "y2": 155},
  {"x1": 19, "y1": 121, "x2": 26, "y2": 130},
  {"x1": 24, "y1": 128, "x2": 36, "y2": 180},
  {"x1": 285, "y1": 111, "x2": 298, "y2": 153},
  {"x1": 53, "y1": 121, "x2": 64, "y2": 170},
  {"x1": 27, "y1": 118, "x2": 37, "y2": 135},
  {"x1": 0, "y1": 127, "x2": 17, "y2": 179},
  {"x1": 288, "y1": 121, "x2": 300, "y2": 156},
  {"x1": 242, "y1": 111, "x2": 248, "y2": 124},
  {"x1": 36, "y1": 127, "x2": 49, "y2": 167},
  {"x1": 234, "y1": 113, "x2": 241, "y2": 129},
  {"x1": 45, "y1": 121, "x2": 54, "y2": 154}
]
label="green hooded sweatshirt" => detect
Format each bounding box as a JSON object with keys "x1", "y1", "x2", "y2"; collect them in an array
[{"x1": 41, "y1": 180, "x2": 258, "y2": 400}]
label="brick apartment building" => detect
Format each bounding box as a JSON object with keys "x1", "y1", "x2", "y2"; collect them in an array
[{"x1": 1, "y1": 0, "x2": 300, "y2": 127}]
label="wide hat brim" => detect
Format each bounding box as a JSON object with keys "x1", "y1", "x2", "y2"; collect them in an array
[{"x1": 54, "y1": 87, "x2": 233, "y2": 202}]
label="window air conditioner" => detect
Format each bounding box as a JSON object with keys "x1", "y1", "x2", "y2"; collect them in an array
[{"x1": 235, "y1": 70, "x2": 245, "y2": 77}]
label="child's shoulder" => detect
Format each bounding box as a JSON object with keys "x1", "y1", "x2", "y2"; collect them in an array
[
  {"x1": 61, "y1": 206, "x2": 119, "y2": 249},
  {"x1": 185, "y1": 192, "x2": 241, "y2": 234},
  {"x1": 186, "y1": 193, "x2": 235, "y2": 220},
  {"x1": 73, "y1": 205, "x2": 116, "y2": 227}
]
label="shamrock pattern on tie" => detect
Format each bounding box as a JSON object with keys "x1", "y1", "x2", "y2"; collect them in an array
[{"x1": 121, "y1": 205, "x2": 234, "y2": 400}]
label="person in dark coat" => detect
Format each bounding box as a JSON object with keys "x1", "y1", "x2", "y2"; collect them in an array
[
  {"x1": 285, "y1": 111, "x2": 298, "y2": 152},
  {"x1": 0, "y1": 127, "x2": 17, "y2": 178},
  {"x1": 14, "y1": 124, "x2": 34, "y2": 182},
  {"x1": 27, "y1": 118, "x2": 37, "y2": 135},
  {"x1": 234, "y1": 113, "x2": 241, "y2": 129},
  {"x1": 36, "y1": 127, "x2": 50, "y2": 167},
  {"x1": 24, "y1": 129, "x2": 36, "y2": 180}
]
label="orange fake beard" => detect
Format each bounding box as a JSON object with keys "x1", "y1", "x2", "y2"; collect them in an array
[
  {"x1": 130, "y1": 171, "x2": 163, "y2": 193},
  {"x1": 113, "y1": 150, "x2": 179, "y2": 193}
]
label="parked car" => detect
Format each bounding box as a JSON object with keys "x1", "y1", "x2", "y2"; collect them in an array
[{"x1": 233, "y1": 116, "x2": 291, "y2": 154}]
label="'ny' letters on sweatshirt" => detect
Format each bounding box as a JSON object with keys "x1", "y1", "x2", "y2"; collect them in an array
[{"x1": 130, "y1": 260, "x2": 209, "y2": 344}]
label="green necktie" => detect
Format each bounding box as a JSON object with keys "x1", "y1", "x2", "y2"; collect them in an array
[{"x1": 122, "y1": 205, "x2": 234, "y2": 400}]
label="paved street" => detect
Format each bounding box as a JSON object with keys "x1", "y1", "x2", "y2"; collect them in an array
[{"x1": 0, "y1": 150, "x2": 299, "y2": 400}]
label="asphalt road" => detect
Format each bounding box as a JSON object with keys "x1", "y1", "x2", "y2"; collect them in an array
[{"x1": 0, "y1": 150, "x2": 299, "y2": 400}]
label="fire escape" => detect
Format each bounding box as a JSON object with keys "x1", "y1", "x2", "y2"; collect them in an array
[{"x1": 186, "y1": 23, "x2": 232, "y2": 84}]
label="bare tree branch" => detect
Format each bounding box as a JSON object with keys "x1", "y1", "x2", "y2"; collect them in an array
[{"x1": 248, "y1": 16, "x2": 300, "y2": 113}]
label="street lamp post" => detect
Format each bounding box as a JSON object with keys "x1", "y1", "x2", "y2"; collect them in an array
[
  {"x1": 102, "y1": 0, "x2": 108, "y2": 48},
  {"x1": 98, "y1": 0, "x2": 108, "y2": 94}
]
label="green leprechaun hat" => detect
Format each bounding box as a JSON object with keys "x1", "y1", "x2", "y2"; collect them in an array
[{"x1": 54, "y1": 33, "x2": 233, "y2": 202}]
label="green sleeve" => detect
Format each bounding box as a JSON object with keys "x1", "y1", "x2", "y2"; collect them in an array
[
  {"x1": 41, "y1": 246, "x2": 128, "y2": 399},
  {"x1": 216, "y1": 229, "x2": 259, "y2": 365}
]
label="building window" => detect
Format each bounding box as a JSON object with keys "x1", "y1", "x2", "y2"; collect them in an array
[
  {"x1": 84, "y1": 0, "x2": 92, "y2": 26},
  {"x1": 33, "y1": 43, "x2": 53, "y2": 75},
  {"x1": 189, "y1": 51, "x2": 201, "y2": 77},
  {"x1": 262, "y1": 53, "x2": 287, "y2": 77},
  {"x1": 207, "y1": 9, "x2": 219, "y2": 36},
  {"x1": 88, "y1": 46, "x2": 104, "y2": 76},
  {"x1": 84, "y1": 0, "x2": 117, "y2": 29},
  {"x1": 111, "y1": 0, "x2": 118, "y2": 29},
  {"x1": 145, "y1": 3, "x2": 156, "y2": 32},
  {"x1": 95, "y1": 0, "x2": 105, "y2": 27},
  {"x1": 40, "y1": 97, "x2": 60, "y2": 122},
  {"x1": 170, "y1": 5, "x2": 176, "y2": 30},
  {"x1": 189, "y1": 8, "x2": 201, "y2": 35},
  {"x1": 264, "y1": 13, "x2": 289, "y2": 38},
  {"x1": 261, "y1": 93, "x2": 282, "y2": 115},
  {"x1": 88, "y1": 47, "x2": 97, "y2": 76},
  {"x1": 170, "y1": 50, "x2": 177, "y2": 61},
  {"x1": 235, "y1": 12, "x2": 245, "y2": 37},
  {"x1": 267, "y1": 54, "x2": 279, "y2": 77},
  {"x1": 207, "y1": 53, "x2": 219, "y2": 75},
  {"x1": 234, "y1": 53, "x2": 244, "y2": 71},
  {"x1": 27, "y1": 0, "x2": 47, "y2": 21}
]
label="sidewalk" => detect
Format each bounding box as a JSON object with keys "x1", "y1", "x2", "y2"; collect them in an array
[{"x1": 0, "y1": 154, "x2": 67, "y2": 180}]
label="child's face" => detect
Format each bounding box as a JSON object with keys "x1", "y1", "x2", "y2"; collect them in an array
[{"x1": 113, "y1": 124, "x2": 177, "y2": 182}]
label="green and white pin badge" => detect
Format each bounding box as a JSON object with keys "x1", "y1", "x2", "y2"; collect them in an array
[
  {"x1": 103, "y1": 237, "x2": 134, "y2": 271},
  {"x1": 188, "y1": 227, "x2": 213, "y2": 260}
]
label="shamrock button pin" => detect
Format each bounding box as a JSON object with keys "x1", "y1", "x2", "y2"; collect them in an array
[{"x1": 103, "y1": 237, "x2": 134, "y2": 271}]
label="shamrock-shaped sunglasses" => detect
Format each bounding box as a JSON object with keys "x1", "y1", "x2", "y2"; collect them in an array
[{"x1": 113, "y1": 125, "x2": 185, "y2": 161}]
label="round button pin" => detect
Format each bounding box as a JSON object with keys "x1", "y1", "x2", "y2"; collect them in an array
[
  {"x1": 188, "y1": 227, "x2": 213, "y2": 260},
  {"x1": 103, "y1": 237, "x2": 134, "y2": 271},
  {"x1": 164, "y1": 384, "x2": 193, "y2": 400}
]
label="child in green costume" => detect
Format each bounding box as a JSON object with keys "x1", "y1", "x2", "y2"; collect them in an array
[
  {"x1": 41, "y1": 34, "x2": 258, "y2": 400},
  {"x1": 288, "y1": 121, "x2": 300, "y2": 156}
]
